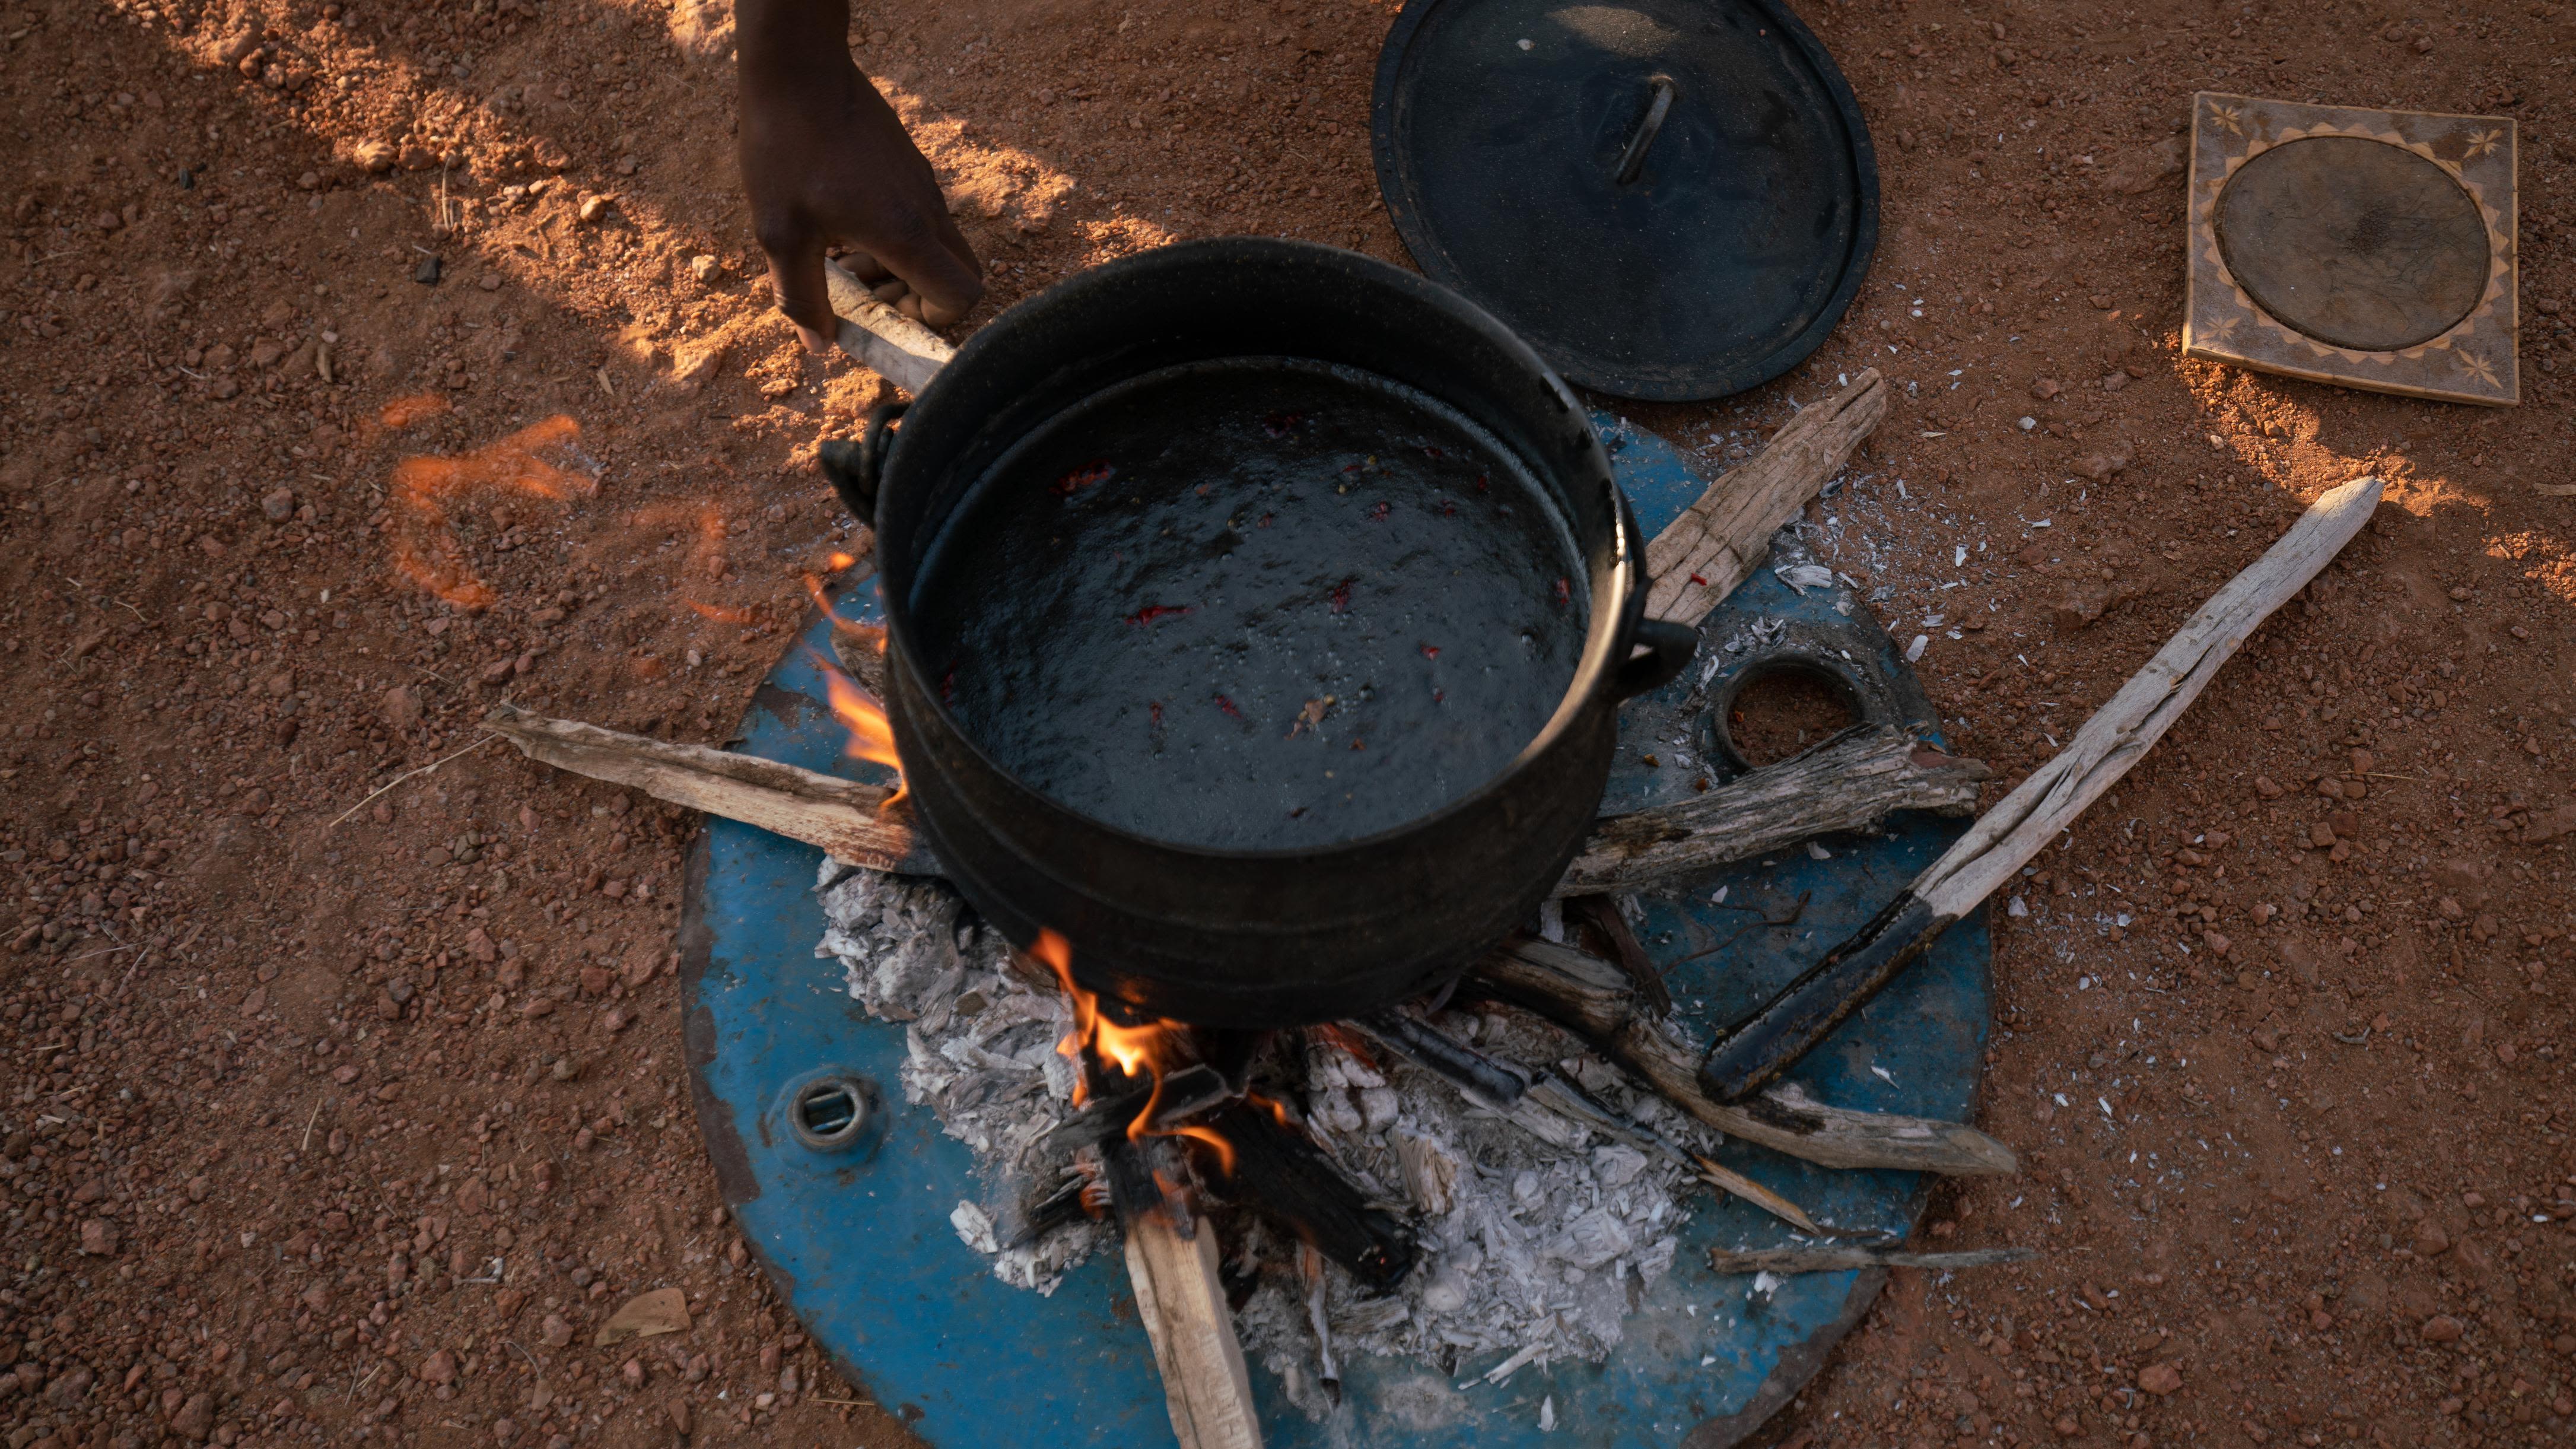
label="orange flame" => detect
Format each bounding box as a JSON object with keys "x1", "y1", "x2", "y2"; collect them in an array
[
  {"x1": 1245, "y1": 1090, "x2": 1298, "y2": 1131},
  {"x1": 813, "y1": 654, "x2": 907, "y2": 811},
  {"x1": 387, "y1": 414, "x2": 595, "y2": 611},
  {"x1": 1030, "y1": 929, "x2": 1233, "y2": 1171},
  {"x1": 1171, "y1": 1123, "x2": 1238, "y2": 1177},
  {"x1": 800, "y1": 570, "x2": 883, "y2": 641}
]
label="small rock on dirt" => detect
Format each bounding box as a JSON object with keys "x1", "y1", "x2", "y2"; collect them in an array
[
  {"x1": 595, "y1": 1286, "x2": 692, "y2": 1346},
  {"x1": 383, "y1": 685, "x2": 423, "y2": 730},
  {"x1": 2138, "y1": 1362, "x2": 2183, "y2": 1396},
  {"x1": 172, "y1": 1389, "x2": 216, "y2": 1440},
  {"x1": 2103, "y1": 136, "x2": 2186, "y2": 195}
]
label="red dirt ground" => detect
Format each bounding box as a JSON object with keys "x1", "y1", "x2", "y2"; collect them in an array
[{"x1": 2, "y1": 2, "x2": 2571, "y2": 1447}]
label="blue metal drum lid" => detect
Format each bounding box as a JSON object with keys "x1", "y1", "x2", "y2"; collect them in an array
[{"x1": 681, "y1": 416, "x2": 1988, "y2": 1447}]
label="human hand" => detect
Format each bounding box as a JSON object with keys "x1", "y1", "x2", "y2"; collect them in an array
[{"x1": 738, "y1": 2, "x2": 982, "y2": 348}]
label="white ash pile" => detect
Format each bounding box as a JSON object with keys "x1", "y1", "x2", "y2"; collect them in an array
[
  {"x1": 815, "y1": 862, "x2": 1701, "y2": 1403},
  {"x1": 815, "y1": 863, "x2": 1109, "y2": 1294}
]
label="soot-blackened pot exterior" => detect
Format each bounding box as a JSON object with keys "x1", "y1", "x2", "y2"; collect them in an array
[{"x1": 837, "y1": 239, "x2": 1690, "y2": 1027}]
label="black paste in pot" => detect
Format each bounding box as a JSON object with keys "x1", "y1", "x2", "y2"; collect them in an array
[{"x1": 908, "y1": 359, "x2": 1589, "y2": 850}]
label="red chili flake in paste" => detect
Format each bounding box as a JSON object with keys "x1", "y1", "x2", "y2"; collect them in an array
[
  {"x1": 1125, "y1": 604, "x2": 1193, "y2": 627},
  {"x1": 1051, "y1": 460, "x2": 1115, "y2": 496},
  {"x1": 1366, "y1": 501, "x2": 1390, "y2": 522},
  {"x1": 1420, "y1": 645, "x2": 1440, "y2": 660},
  {"x1": 1329, "y1": 579, "x2": 1353, "y2": 613},
  {"x1": 1552, "y1": 577, "x2": 1571, "y2": 607},
  {"x1": 1213, "y1": 694, "x2": 1244, "y2": 719}
]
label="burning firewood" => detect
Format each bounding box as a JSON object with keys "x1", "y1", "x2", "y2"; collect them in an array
[
  {"x1": 1198, "y1": 1101, "x2": 1416, "y2": 1289},
  {"x1": 483, "y1": 704, "x2": 2007, "y2": 1176},
  {"x1": 1101, "y1": 1130, "x2": 1265, "y2": 1449},
  {"x1": 483, "y1": 704, "x2": 936, "y2": 876}
]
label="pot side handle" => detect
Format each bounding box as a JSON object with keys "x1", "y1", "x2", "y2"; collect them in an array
[
  {"x1": 1612, "y1": 618, "x2": 1699, "y2": 701},
  {"x1": 818, "y1": 401, "x2": 909, "y2": 528}
]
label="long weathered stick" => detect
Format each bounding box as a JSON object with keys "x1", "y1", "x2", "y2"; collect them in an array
[
  {"x1": 1644, "y1": 369, "x2": 1886, "y2": 623},
  {"x1": 481, "y1": 703, "x2": 937, "y2": 875},
  {"x1": 1554, "y1": 725, "x2": 1986, "y2": 897},
  {"x1": 1708, "y1": 1245, "x2": 2033, "y2": 1274},
  {"x1": 1469, "y1": 939, "x2": 2018, "y2": 1175},
  {"x1": 1699, "y1": 476, "x2": 2387, "y2": 1101}
]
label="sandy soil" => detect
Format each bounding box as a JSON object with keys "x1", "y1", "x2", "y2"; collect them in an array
[{"x1": 2, "y1": 1, "x2": 2572, "y2": 1447}]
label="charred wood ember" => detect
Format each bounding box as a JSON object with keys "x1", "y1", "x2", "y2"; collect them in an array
[
  {"x1": 1468, "y1": 938, "x2": 2020, "y2": 1176},
  {"x1": 1563, "y1": 893, "x2": 1671, "y2": 1016},
  {"x1": 1352, "y1": 1011, "x2": 1820, "y2": 1233},
  {"x1": 1006, "y1": 1165, "x2": 1106, "y2": 1251},
  {"x1": 1194, "y1": 1100, "x2": 1415, "y2": 1291},
  {"x1": 1351, "y1": 1010, "x2": 1528, "y2": 1105}
]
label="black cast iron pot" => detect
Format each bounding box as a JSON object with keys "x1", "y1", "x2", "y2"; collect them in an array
[{"x1": 826, "y1": 239, "x2": 1692, "y2": 1028}]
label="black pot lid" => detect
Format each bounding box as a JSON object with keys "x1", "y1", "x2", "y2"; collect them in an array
[{"x1": 1371, "y1": 0, "x2": 1879, "y2": 401}]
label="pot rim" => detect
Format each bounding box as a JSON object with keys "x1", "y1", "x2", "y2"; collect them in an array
[{"x1": 879, "y1": 237, "x2": 1640, "y2": 865}]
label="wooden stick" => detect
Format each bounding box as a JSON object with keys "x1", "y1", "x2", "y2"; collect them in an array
[
  {"x1": 1122, "y1": 1212, "x2": 1264, "y2": 1449},
  {"x1": 1698, "y1": 476, "x2": 2387, "y2": 1101},
  {"x1": 1643, "y1": 369, "x2": 1886, "y2": 623},
  {"x1": 1707, "y1": 1245, "x2": 2034, "y2": 1275},
  {"x1": 489, "y1": 701, "x2": 2011, "y2": 1164},
  {"x1": 1561, "y1": 893, "x2": 1670, "y2": 1015},
  {"x1": 1553, "y1": 724, "x2": 1987, "y2": 897},
  {"x1": 822, "y1": 256, "x2": 956, "y2": 395},
  {"x1": 1469, "y1": 939, "x2": 2018, "y2": 1175},
  {"x1": 1201, "y1": 1102, "x2": 1414, "y2": 1289},
  {"x1": 481, "y1": 703, "x2": 937, "y2": 876},
  {"x1": 1099, "y1": 1098, "x2": 1264, "y2": 1449}
]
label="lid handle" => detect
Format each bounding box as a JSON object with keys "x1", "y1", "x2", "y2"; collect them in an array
[{"x1": 1613, "y1": 75, "x2": 1677, "y2": 186}]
